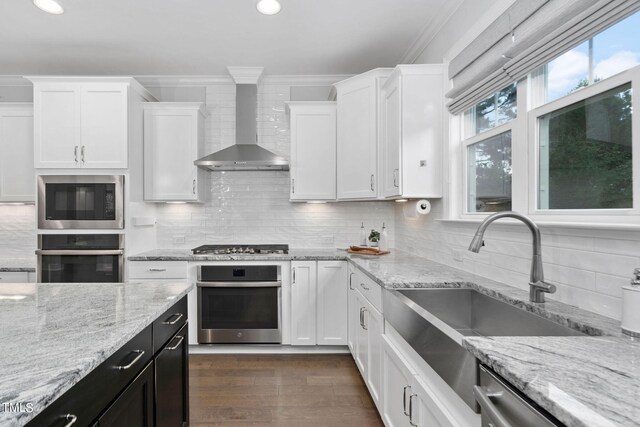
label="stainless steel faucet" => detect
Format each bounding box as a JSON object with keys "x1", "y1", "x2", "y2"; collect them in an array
[{"x1": 468, "y1": 211, "x2": 557, "y2": 303}]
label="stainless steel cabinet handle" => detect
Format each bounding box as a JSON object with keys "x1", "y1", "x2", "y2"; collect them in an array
[
  {"x1": 403, "y1": 385, "x2": 411, "y2": 416},
  {"x1": 166, "y1": 335, "x2": 184, "y2": 350},
  {"x1": 361, "y1": 283, "x2": 370, "y2": 291},
  {"x1": 63, "y1": 414, "x2": 78, "y2": 427},
  {"x1": 115, "y1": 350, "x2": 145, "y2": 371},
  {"x1": 349, "y1": 272, "x2": 355, "y2": 290},
  {"x1": 409, "y1": 394, "x2": 417, "y2": 426},
  {"x1": 393, "y1": 169, "x2": 399, "y2": 188},
  {"x1": 292, "y1": 267, "x2": 296, "y2": 284},
  {"x1": 148, "y1": 268, "x2": 167, "y2": 272},
  {"x1": 359, "y1": 307, "x2": 365, "y2": 328},
  {"x1": 292, "y1": 179, "x2": 295, "y2": 194},
  {"x1": 193, "y1": 179, "x2": 196, "y2": 195},
  {"x1": 81, "y1": 145, "x2": 85, "y2": 164},
  {"x1": 370, "y1": 174, "x2": 375, "y2": 191},
  {"x1": 162, "y1": 313, "x2": 183, "y2": 325},
  {"x1": 36, "y1": 249, "x2": 124, "y2": 256},
  {"x1": 74, "y1": 146, "x2": 78, "y2": 164},
  {"x1": 362, "y1": 308, "x2": 368, "y2": 330},
  {"x1": 473, "y1": 386, "x2": 512, "y2": 427}
]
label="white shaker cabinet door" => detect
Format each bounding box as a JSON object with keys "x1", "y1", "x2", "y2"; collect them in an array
[
  {"x1": 290, "y1": 261, "x2": 317, "y2": 345},
  {"x1": 33, "y1": 84, "x2": 81, "y2": 168},
  {"x1": 0, "y1": 105, "x2": 35, "y2": 202},
  {"x1": 80, "y1": 84, "x2": 129, "y2": 169},
  {"x1": 316, "y1": 261, "x2": 348, "y2": 345}
]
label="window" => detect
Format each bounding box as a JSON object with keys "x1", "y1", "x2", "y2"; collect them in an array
[
  {"x1": 542, "y1": 11, "x2": 640, "y2": 103},
  {"x1": 462, "y1": 84, "x2": 516, "y2": 214},
  {"x1": 456, "y1": 11, "x2": 640, "y2": 224}
]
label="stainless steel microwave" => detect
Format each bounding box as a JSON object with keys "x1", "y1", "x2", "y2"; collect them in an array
[{"x1": 38, "y1": 175, "x2": 124, "y2": 229}]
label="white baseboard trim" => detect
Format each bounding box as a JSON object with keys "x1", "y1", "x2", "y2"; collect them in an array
[{"x1": 189, "y1": 344, "x2": 350, "y2": 355}]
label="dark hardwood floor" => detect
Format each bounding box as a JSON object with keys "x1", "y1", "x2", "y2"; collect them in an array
[{"x1": 189, "y1": 354, "x2": 384, "y2": 426}]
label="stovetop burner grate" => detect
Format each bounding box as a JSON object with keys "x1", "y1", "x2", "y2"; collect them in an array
[{"x1": 192, "y1": 244, "x2": 289, "y2": 255}]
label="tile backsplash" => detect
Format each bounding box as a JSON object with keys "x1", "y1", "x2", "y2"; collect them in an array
[
  {"x1": 394, "y1": 200, "x2": 640, "y2": 320},
  {"x1": 153, "y1": 82, "x2": 395, "y2": 249}
]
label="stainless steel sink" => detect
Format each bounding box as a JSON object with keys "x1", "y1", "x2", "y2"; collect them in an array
[
  {"x1": 397, "y1": 288, "x2": 584, "y2": 337},
  {"x1": 383, "y1": 287, "x2": 587, "y2": 412}
]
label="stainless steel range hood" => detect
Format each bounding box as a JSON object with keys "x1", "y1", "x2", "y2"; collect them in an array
[{"x1": 195, "y1": 70, "x2": 289, "y2": 171}]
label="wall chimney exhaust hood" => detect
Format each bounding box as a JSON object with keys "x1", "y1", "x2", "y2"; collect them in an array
[{"x1": 195, "y1": 67, "x2": 289, "y2": 171}]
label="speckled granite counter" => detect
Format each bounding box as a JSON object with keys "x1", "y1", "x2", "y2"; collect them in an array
[
  {"x1": 128, "y1": 248, "x2": 638, "y2": 426},
  {"x1": 128, "y1": 248, "x2": 347, "y2": 261},
  {"x1": 0, "y1": 281, "x2": 193, "y2": 427},
  {"x1": 0, "y1": 258, "x2": 35, "y2": 272}
]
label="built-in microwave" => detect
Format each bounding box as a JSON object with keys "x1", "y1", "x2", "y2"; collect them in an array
[{"x1": 38, "y1": 175, "x2": 124, "y2": 229}]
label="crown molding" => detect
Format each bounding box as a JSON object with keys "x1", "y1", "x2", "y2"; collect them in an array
[
  {"x1": 400, "y1": 0, "x2": 464, "y2": 64},
  {"x1": 262, "y1": 74, "x2": 354, "y2": 86},
  {"x1": 134, "y1": 75, "x2": 233, "y2": 86},
  {"x1": 0, "y1": 76, "x2": 32, "y2": 86}
]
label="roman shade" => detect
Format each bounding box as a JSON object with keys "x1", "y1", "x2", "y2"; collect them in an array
[{"x1": 447, "y1": 0, "x2": 640, "y2": 114}]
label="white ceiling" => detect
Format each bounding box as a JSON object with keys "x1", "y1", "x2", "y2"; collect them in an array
[{"x1": 0, "y1": 0, "x2": 459, "y2": 76}]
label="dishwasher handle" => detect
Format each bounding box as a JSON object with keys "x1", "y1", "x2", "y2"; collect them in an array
[{"x1": 473, "y1": 386, "x2": 512, "y2": 427}]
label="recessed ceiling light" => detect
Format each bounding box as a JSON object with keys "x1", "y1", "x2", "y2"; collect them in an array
[
  {"x1": 33, "y1": 0, "x2": 64, "y2": 14},
  {"x1": 256, "y1": 0, "x2": 281, "y2": 15}
]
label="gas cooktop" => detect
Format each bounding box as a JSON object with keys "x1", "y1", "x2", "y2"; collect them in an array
[{"x1": 192, "y1": 244, "x2": 289, "y2": 255}]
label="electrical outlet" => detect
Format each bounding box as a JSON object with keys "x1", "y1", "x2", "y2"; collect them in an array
[
  {"x1": 173, "y1": 235, "x2": 186, "y2": 245},
  {"x1": 452, "y1": 250, "x2": 464, "y2": 262}
]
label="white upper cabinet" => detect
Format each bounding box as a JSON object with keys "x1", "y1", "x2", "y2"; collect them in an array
[
  {"x1": 143, "y1": 103, "x2": 206, "y2": 202},
  {"x1": 335, "y1": 68, "x2": 392, "y2": 200},
  {"x1": 287, "y1": 102, "x2": 337, "y2": 201},
  {"x1": 381, "y1": 65, "x2": 444, "y2": 199},
  {"x1": 0, "y1": 104, "x2": 35, "y2": 202},
  {"x1": 29, "y1": 77, "x2": 155, "y2": 169}
]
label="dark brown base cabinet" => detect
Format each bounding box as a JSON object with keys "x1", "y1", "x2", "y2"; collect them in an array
[{"x1": 26, "y1": 296, "x2": 189, "y2": 427}]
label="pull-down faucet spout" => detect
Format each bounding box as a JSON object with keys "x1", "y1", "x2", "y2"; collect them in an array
[{"x1": 468, "y1": 211, "x2": 556, "y2": 303}]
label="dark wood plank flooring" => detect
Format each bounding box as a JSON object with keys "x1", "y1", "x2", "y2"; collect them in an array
[{"x1": 189, "y1": 354, "x2": 384, "y2": 426}]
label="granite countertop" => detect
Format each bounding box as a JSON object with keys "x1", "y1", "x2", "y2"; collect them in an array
[
  {"x1": 0, "y1": 281, "x2": 193, "y2": 427},
  {"x1": 128, "y1": 248, "x2": 348, "y2": 261},
  {"x1": 127, "y1": 248, "x2": 638, "y2": 426},
  {"x1": 0, "y1": 259, "x2": 36, "y2": 273}
]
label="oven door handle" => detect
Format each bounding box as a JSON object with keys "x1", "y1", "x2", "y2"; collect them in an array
[
  {"x1": 197, "y1": 281, "x2": 282, "y2": 288},
  {"x1": 36, "y1": 249, "x2": 124, "y2": 256}
]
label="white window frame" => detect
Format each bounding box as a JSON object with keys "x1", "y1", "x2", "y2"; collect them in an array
[{"x1": 527, "y1": 66, "x2": 640, "y2": 224}]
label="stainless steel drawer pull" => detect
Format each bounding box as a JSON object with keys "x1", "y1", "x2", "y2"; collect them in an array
[
  {"x1": 349, "y1": 272, "x2": 355, "y2": 290},
  {"x1": 403, "y1": 385, "x2": 411, "y2": 416},
  {"x1": 359, "y1": 307, "x2": 365, "y2": 328},
  {"x1": 361, "y1": 283, "x2": 370, "y2": 291},
  {"x1": 409, "y1": 394, "x2": 417, "y2": 426},
  {"x1": 473, "y1": 386, "x2": 512, "y2": 427},
  {"x1": 148, "y1": 268, "x2": 167, "y2": 272},
  {"x1": 362, "y1": 308, "x2": 368, "y2": 330},
  {"x1": 115, "y1": 350, "x2": 145, "y2": 370},
  {"x1": 166, "y1": 335, "x2": 184, "y2": 350},
  {"x1": 63, "y1": 414, "x2": 78, "y2": 427},
  {"x1": 162, "y1": 313, "x2": 183, "y2": 325}
]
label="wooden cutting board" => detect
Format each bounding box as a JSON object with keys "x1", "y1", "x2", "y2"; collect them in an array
[{"x1": 347, "y1": 246, "x2": 390, "y2": 256}]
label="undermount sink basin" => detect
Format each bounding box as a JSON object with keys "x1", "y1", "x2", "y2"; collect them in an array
[{"x1": 397, "y1": 288, "x2": 585, "y2": 337}]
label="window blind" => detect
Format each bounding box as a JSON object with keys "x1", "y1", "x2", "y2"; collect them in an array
[{"x1": 446, "y1": 0, "x2": 640, "y2": 114}]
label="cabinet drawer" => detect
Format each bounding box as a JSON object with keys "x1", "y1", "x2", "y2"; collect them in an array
[
  {"x1": 356, "y1": 270, "x2": 382, "y2": 312},
  {"x1": 153, "y1": 296, "x2": 188, "y2": 354},
  {"x1": 129, "y1": 261, "x2": 188, "y2": 279},
  {"x1": 0, "y1": 271, "x2": 30, "y2": 283},
  {"x1": 26, "y1": 325, "x2": 152, "y2": 427}
]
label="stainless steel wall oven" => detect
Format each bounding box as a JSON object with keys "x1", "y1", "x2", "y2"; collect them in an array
[
  {"x1": 197, "y1": 265, "x2": 282, "y2": 344},
  {"x1": 38, "y1": 175, "x2": 124, "y2": 229},
  {"x1": 36, "y1": 234, "x2": 124, "y2": 283}
]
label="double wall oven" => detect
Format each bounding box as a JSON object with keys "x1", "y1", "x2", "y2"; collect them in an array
[{"x1": 36, "y1": 175, "x2": 125, "y2": 283}]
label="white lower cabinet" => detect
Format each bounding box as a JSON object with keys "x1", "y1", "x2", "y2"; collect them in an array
[
  {"x1": 290, "y1": 261, "x2": 317, "y2": 345},
  {"x1": 382, "y1": 336, "x2": 456, "y2": 427},
  {"x1": 350, "y1": 282, "x2": 383, "y2": 410},
  {"x1": 290, "y1": 260, "x2": 347, "y2": 346},
  {"x1": 347, "y1": 264, "x2": 358, "y2": 353}
]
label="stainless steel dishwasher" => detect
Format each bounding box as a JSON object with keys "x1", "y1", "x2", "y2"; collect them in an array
[{"x1": 474, "y1": 365, "x2": 562, "y2": 427}]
